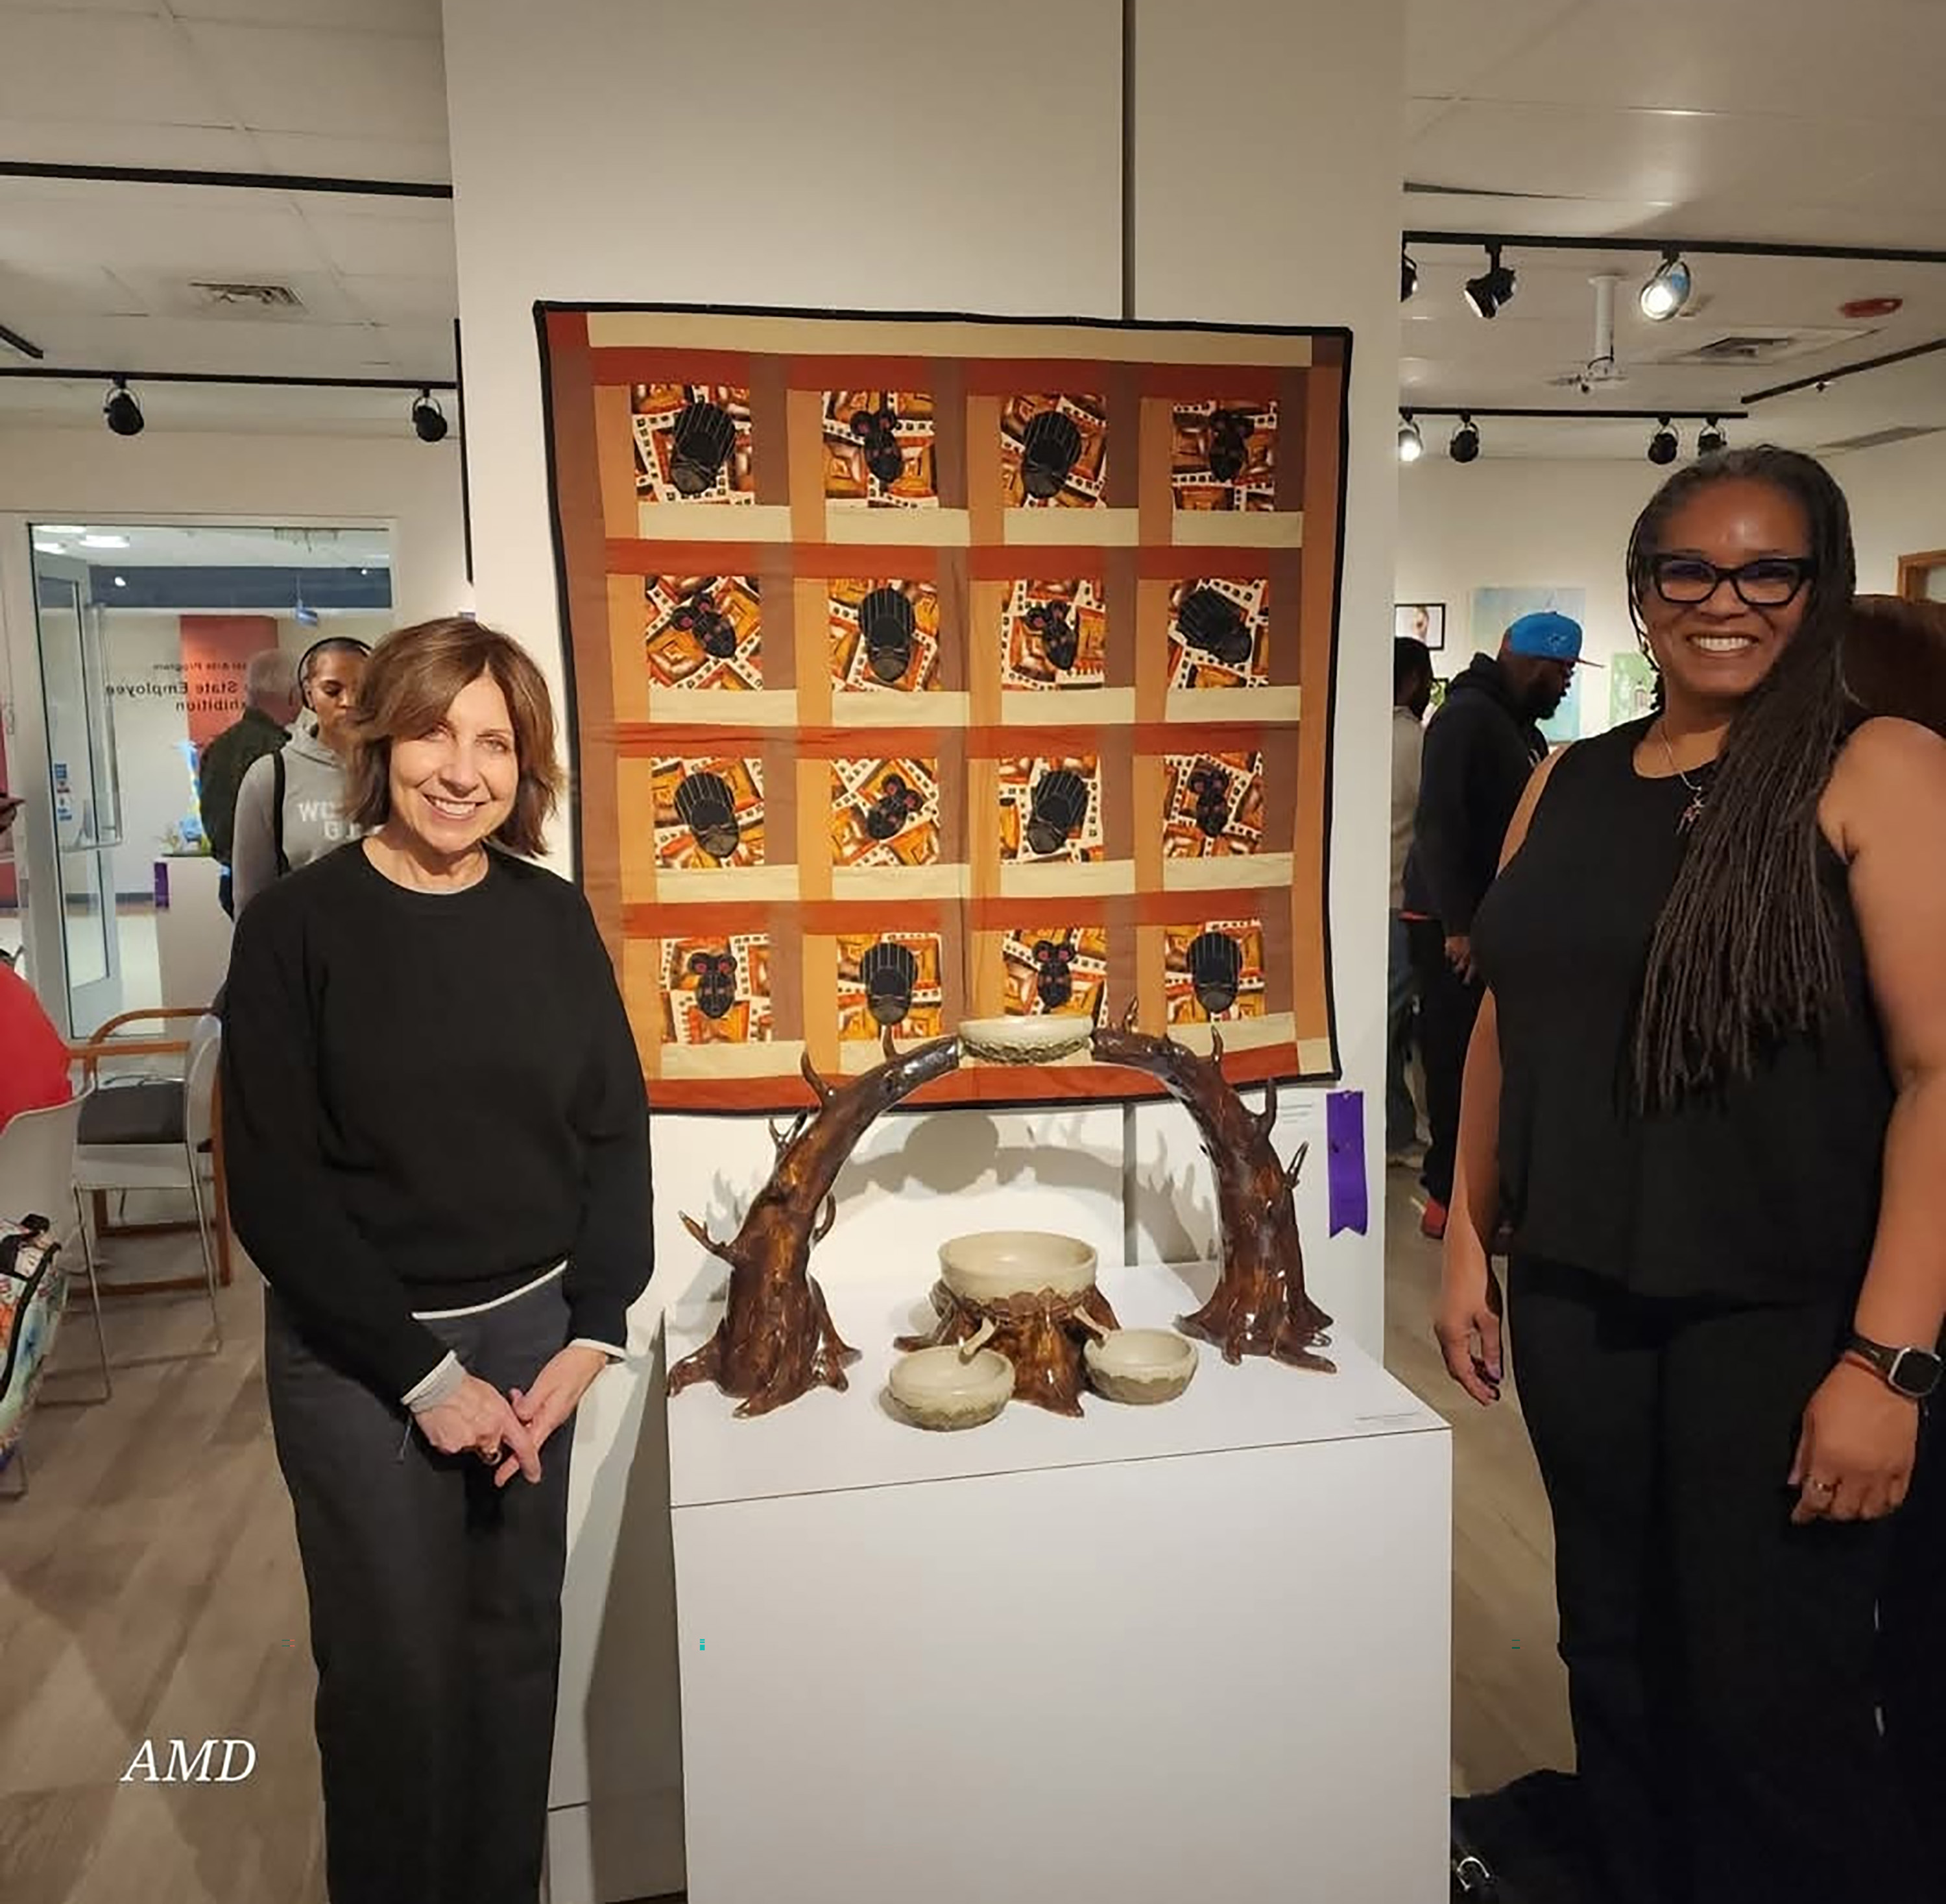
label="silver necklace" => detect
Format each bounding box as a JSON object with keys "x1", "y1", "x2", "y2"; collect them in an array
[{"x1": 1657, "y1": 720, "x2": 1709, "y2": 833}]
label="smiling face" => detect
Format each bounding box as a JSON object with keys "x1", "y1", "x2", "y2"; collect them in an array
[
  {"x1": 304, "y1": 645, "x2": 368, "y2": 751},
  {"x1": 385, "y1": 670, "x2": 520, "y2": 865},
  {"x1": 1637, "y1": 477, "x2": 1816, "y2": 714}
]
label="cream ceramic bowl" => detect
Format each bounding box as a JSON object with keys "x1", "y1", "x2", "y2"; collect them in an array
[
  {"x1": 887, "y1": 1345, "x2": 1015, "y2": 1431},
  {"x1": 1085, "y1": 1328, "x2": 1199, "y2": 1405},
  {"x1": 938, "y1": 1230, "x2": 1099, "y2": 1305},
  {"x1": 959, "y1": 1015, "x2": 1094, "y2": 1064}
]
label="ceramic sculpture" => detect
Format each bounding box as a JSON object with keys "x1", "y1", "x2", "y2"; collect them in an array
[
  {"x1": 895, "y1": 1230, "x2": 1123, "y2": 1418},
  {"x1": 1090, "y1": 1001, "x2": 1334, "y2": 1372},
  {"x1": 1083, "y1": 1328, "x2": 1199, "y2": 1405},
  {"x1": 886, "y1": 1344, "x2": 1014, "y2": 1431},
  {"x1": 668, "y1": 1029, "x2": 962, "y2": 1416}
]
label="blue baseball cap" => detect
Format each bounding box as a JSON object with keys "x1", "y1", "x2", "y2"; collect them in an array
[{"x1": 1505, "y1": 610, "x2": 1598, "y2": 667}]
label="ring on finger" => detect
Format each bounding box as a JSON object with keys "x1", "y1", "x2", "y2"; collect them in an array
[{"x1": 1807, "y1": 1477, "x2": 1837, "y2": 1498}]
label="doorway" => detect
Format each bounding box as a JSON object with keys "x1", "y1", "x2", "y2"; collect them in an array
[{"x1": 8, "y1": 521, "x2": 394, "y2": 1034}]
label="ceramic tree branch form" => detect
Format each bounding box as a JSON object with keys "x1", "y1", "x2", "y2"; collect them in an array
[
  {"x1": 1090, "y1": 1000, "x2": 1334, "y2": 1371},
  {"x1": 667, "y1": 1029, "x2": 963, "y2": 1416}
]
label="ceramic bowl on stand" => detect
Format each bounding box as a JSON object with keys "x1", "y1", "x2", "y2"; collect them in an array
[
  {"x1": 959, "y1": 1016, "x2": 1095, "y2": 1065},
  {"x1": 937, "y1": 1230, "x2": 1099, "y2": 1306},
  {"x1": 887, "y1": 1344, "x2": 1015, "y2": 1431},
  {"x1": 1084, "y1": 1328, "x2": 1199, "y2": 1405}
]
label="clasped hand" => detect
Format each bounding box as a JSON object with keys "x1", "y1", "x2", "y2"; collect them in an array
[{"x1": 412, "y1": 1345, "x2": 612, "y2": 1489}]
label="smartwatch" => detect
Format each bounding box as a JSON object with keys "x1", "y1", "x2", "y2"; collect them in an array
[{"x1": 1845, "y1": 1332, "x2": 1943, "y2": 1400}]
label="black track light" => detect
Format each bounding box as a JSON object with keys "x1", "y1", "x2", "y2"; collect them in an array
[
  {"x1": 102, "y1": 377, "x2": 143, "y2": 437},
  {"x1": 1401, "y1": 250, "x2": 1419, "y2": 302},
  {"x1": 1640, "y1": 250, "x2": 1693, "y2": 322},
  {"x1": 1463, "y1": 243, "x2": 1517, "y2": 320},
  {"x1": 1648, "y1": 417, "x2": 1680, "y2": 465},
  {"x1": 411, "y1": 389, "x2": 448, "y2": 444},
  {"x1": 1397, "y1": 412, "x2": 1424, "y2": 464},
  {"x1": 1697, "y1": 416, "x2": 1727, "y2": 455},
  {"x1": 1448, "y1": 415, "x2": 1481, "y2": 464}
]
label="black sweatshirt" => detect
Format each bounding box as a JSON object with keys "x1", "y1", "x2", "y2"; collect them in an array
[
  {"x1": 221, "y1": 842, "x2": 653, "y2": 1398},
  {"x1": 1400, "y1": 653, "x2": 1548, "y2": 934}
]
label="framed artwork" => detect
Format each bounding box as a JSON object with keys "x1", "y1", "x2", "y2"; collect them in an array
[
  {"x1": 538, "y1": 302, "x2": 1352, "y2": 1112},
  {"x1": 1393, "y1": 602, "x2": 1444, "y2": 650}
]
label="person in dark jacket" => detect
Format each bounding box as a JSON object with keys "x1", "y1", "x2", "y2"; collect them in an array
[
  {"x1": 1401, "y1": 612, "x2": 1585, "y2": 1236},
  {"x1": 197, "y1": 647, "x2": 300, "y2": 917}
]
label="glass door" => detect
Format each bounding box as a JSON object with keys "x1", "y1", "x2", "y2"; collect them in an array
[{"x1": 33, "y1": 552, "x2": 123, "y2": 1033}]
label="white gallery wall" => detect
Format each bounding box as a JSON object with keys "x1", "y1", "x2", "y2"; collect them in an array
[
  {"x1": 442, "y1": 2, "x2": 1404, "y2": 1899},
  {"x1": 0, "y1": 427, "x2": 468, "y2": 627},
  {"x1": 1396, "y1": 435, "x2": 1946, "y2": 736}
]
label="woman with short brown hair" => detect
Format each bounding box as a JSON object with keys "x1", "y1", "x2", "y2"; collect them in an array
[{"x1": 222, "y1": 616, "x2": 653, "y2": 1904}]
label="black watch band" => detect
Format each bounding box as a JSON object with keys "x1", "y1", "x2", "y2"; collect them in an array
[{"x1": 1846, "y1": 1332, "x2": 1943, "y2": 1400}]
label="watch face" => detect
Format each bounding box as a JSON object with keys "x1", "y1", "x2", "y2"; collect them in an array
[{"x1": 1890, "y1": 1348, "x2": 1943, "y2": 1399}]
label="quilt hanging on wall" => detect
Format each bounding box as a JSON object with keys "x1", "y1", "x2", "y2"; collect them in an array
[{"x1": 537, "y1": 302, "x2": 1349, "y2": 1113}]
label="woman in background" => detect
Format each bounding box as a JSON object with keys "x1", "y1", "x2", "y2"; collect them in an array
[
  {"x1": 222, "y1": 617, "x2": 653, "y2": 1904},
  {"x1": 228, "y1": 636, "x2": 371, "y2": 914},
  {"x1": 1437, "y1": 448, "x2": 1945, "y2": 1904}
]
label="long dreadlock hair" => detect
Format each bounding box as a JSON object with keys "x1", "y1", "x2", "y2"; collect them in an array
[{"x1": 1627, "y1": 446, "x2": 1857, "y2": 1109}]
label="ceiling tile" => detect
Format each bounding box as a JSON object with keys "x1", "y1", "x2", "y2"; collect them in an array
[
  {"x1": 0, "y1": 191, "x2": 330, "y2": 275},
  {"x1": 1459, "y1": 0, "x2": 1946, "y2": 124},
  {"x1": 171, "y1": 0, "x2": 440, "y2": 32},
  {"x1": 0, "y1": 10, "x2": 235, "y2": 125},
  {"x1": 183, "y1": 20, "x2": 448, "y2": 140},
  {"x1": 1407, "y1": 101, "x2": 1876, "y2": 212},
  {"x1": 246, "y1": 130, "x2": 451, "y2": 185},
  {"x1": 335, "y1": 275, "x2": 457, "y2": 326},
  {"x1": 302, "y1": 206, "x2": 456, "y2": 277},
  {"x1": 0, "y1": 113, "x2": 261, "y2": 169},
  {"x1": 1404, "y1": 0, "x2": 1584, "y2": 99}
]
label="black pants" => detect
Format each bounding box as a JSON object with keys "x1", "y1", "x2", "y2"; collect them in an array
[
  {"x1": 1406, "y1": 916, "x2": 1480, "y2": 1206},
  {"x1": 1508, "y1": 1256, "x2": 1932, "y2": 1904},
  {"x1": 265, "y1": 1278, "x2": 575, "y2": 1904},
  {"x1": 1885, "y1": 1399, "x2": 1946, "y2": 1887}
]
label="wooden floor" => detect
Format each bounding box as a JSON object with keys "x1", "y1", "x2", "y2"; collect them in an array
[{"x1": 0, "y1": 1178, "x2": 1572, "y2": 1903}]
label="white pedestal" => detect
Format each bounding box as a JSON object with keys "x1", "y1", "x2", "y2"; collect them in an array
[
  {"x1": 666, "y1": 1259, "x2": 1452, "y2": 1904},
  {"x1": 152, "y1": 856, "x2": 230, "y2": 1011}
]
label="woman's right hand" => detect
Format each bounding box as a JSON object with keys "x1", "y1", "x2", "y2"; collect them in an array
[
  {"x1": 1434, "y1": 1237, "x2": 1505, "y2": 1407},
  {"x1": 413, "y1": 1374, "x2": 543, "y2": 1486}
]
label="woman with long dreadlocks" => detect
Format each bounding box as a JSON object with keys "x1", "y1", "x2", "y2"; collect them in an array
[{"x1": 1435, "y1": 447, "x2": 1946, "y2": 1904}]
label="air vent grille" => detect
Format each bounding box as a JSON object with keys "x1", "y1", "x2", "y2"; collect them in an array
[
  {"x1": 1656, "y1": 326, "x2": 1872, "y2": 367},
  {"x1": 189, "y1": 281, "x2": 304, "y2": 310}
]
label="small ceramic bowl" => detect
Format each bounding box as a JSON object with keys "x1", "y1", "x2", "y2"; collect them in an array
[
  {"x1": 959, "y1": 1014, "x2": 1094, "y2": 1065},
  {"x1": 1085, "y1": 1328, "x2": 1199, "y2": 1405},
  {"x1": 887, "y1": 1345, "x2": 1015, "y2": 1431},
  {"x1": 939, "y1": 1230, "x2": 1099, "y2": 1305}
]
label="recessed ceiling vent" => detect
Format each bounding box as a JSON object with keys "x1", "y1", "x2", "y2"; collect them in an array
[
  {"x1": 1655, "y1": 326, "x2": 1872, "y2": 366},
  {"x1": 189, "y1": 281, "x2": 304, "y2": 311}
]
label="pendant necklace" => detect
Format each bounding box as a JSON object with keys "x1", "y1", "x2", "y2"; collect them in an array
[{"x1": 1657, "y1": 720, "x2": 1711, "y2": 833}]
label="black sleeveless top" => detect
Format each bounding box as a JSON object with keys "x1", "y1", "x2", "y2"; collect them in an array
[{"x1": 1469, "y1": 716, "x2": 1895, "y2": 1303}]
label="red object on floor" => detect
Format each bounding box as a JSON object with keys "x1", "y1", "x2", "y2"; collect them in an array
[{"x1": 1420, "y1": 1198, "x2": 1448, "y2": 1241}]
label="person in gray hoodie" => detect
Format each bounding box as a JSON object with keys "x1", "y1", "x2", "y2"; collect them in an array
[{"x1": 230, "y1": 637, "x2": 372, "y2": 914}]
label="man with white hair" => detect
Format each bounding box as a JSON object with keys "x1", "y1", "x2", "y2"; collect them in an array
[{"x1": 198, "y1": 647, "x2": 300, "y2": 918}]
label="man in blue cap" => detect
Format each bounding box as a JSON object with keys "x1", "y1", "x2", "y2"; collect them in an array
[{"x1": 1401, "y1": 610, "x2": 1591, "y2": 1238}]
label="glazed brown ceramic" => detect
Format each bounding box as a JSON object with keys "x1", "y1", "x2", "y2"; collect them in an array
[
  {"x1": 1090, "y1": 1002, "x2": 1334, "y2": 1372},
  {"x1": 668, "y1": 1030, "x2": 963, "y2": 1416},
  {"x1": 895, "y1": 1281, "x2": 1122, "y2": 1417}
]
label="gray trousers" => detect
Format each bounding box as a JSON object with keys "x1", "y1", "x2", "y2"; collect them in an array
[{"x1": 265, "y1": 1277, "x2": 574, "y2": 1904}]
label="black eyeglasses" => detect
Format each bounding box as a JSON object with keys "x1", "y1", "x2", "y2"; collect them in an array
[{"x1": 1648, "y1": 554, "x2": 1816, "y2": 608}]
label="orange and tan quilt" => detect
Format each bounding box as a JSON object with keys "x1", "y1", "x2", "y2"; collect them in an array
[{"x1": 537, "y1": 303, "x2": 1349, "y2": 1112}]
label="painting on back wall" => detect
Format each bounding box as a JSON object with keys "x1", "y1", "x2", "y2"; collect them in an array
[
  {"x1": 536, "y1": 302, "x2": 1354, "y2": 1113},
  {"x1": 1470, "y1": 586, "x2": 1589, "y2": 746}
]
